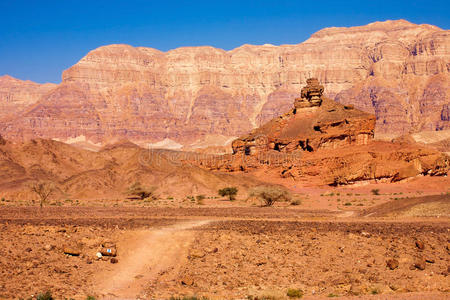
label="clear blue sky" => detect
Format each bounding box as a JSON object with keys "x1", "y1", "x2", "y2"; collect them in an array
[{"x1": 0, "y1": 0, "x2": 448, "y2": 83}]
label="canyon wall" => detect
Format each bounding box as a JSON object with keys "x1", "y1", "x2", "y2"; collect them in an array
[
  {"x1": 0, "y1": 20, "x2": 448, "y2": 147},
  {"x1": 0, "y1": 75, "x2": 56, "y2": 119}
]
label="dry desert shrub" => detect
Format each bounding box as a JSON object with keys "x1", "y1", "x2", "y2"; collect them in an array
[
  {"x1": 371, "y1": 188, "x2": 380, "y2": 195},
  {"x1": 218, "y1": 187, "x2": 238, "y2": 201},
  {"x1": 286, "y1": 288, "x2": 304, "y2": 298},
  {"x1": 290, "y1": 199, "x2": 302, "y2": 206},
  {"x1": 249, "y1": 185, "x2": 292, "y2": 206},
  {"x1": 127, "y1": 182, "x2": 157, "y2": 200},
  {"x1": 29, "y1": 181, "x2": 54, "y2": 208},
  {"x1": 196, "y1": 195, "x2": 206, "y2": 205},
  {"x1": 36, "y1": 291, "x2": 54, "y2": 300}
]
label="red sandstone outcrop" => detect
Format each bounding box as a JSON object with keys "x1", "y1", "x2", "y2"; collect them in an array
[
  {"x1": 232, "y1": 79, "x2": 375, "y2": 155},
  {"x1": 197, "y1": 80, "x2": 449, "y2": 185},
  {"x1": 202, "y1": 141, "x2": 449, "y2": 186},
  {"x1": 0, "y1": 20, "x2": 448, "y2": 147}
]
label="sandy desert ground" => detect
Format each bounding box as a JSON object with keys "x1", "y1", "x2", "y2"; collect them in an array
[{"x1": 0, "y1": 189, "x2": 449, "y2": 300}]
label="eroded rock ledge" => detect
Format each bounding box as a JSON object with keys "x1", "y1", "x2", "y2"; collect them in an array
[
  {"x1": 232, "y1": 78, "x2": 376, "y2": 156},
  {"x1": 195, "y1": 79, "x2": 449, "y2": 186}
]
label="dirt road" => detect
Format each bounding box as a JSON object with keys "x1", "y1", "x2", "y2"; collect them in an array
[{"x1": 95, "y1": 220, "x2": 210, "y2": 299}]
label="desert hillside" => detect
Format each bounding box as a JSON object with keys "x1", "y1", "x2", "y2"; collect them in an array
[{"x1": 0, "y1": 19, "x2": 448, "y2": 149}]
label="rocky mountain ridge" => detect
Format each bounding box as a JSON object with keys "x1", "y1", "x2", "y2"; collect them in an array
[{"x1": 0, "y1": 19, "x2": 448, "y2": 149}]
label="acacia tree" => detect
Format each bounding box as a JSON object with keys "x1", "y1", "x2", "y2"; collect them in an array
[
  {"x1": 30, "y1": 181, "x2": 54, "y2": 208},
  {"x1": 250, "y1": 186, "x2": 292, "y2": 207},
  {"x1": 218, "y1": 187, "x2": 238, "y2": 201}
]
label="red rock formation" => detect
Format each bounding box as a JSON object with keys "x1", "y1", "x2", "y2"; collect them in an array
[
  {"x1": 0, "y1": 75, "x2": 56, "y2": 119},
  {"x1": 232, "y1": 79, "x2": 375, "y2": 155},
  {"x1": 196, "y1": 79, "x2": 449, "y2": 185},
  {"x1": 0, "y1": 20, "x2": 448, "y2": 147}
]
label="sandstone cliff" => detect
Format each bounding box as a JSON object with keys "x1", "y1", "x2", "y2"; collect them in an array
[
  {"x1": 0, "y1": 20, "x2": 448, "y2": 147},
  {"x1": 0, "y1": 75, "x2": 56, "y2": 119}
]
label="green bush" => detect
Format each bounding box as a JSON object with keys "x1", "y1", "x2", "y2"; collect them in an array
[
  {"x1": 286, "y1": 288, "x2": 304, "y2": 298},
  {"x1": 218, "y1": 187, "x2": 238, "y2": 201}
]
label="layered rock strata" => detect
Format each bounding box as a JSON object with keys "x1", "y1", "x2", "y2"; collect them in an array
[{"x1": 0, "y1": 20, "x2": 448, "y2": 146}]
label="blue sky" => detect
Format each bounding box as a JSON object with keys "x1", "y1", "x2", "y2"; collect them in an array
[{"x1": 0, "y1": 0, "x2": 448, "y2": 83}]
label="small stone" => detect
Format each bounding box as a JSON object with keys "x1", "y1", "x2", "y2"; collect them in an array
[
  {"x1": 188, "y1": 249, "x2": 205, "y2": 259},
  {"x1": 43, "y1": 244, "x2": 53, "y2": 251},
  {"x1": 25, "y1": 247, "x2": 32, "y2": 252},
  {"x1": 100, "y1": 247, "x2": 117, "y2": 257},
  {"x1": 181, "y1": 276, "x2": 194, "y2": 286},
  {"x1": 63, "y1": 245, "x2": 82, "y2": 256},
  {"x1": 415, "y1": 240, "x2": 425, "y2": 250},
  {"x1": 414, "y1": 259, "x2": 426, "y2": 270},
  {"x1": 102, "y1": 241, "x2": 116, "y2": 248},
  {"x1": 256, "y1": 260, "x2": 267, "y2": 266},
  {"x1": 96, "y1": 252, "x2": 102, "y2": 259},
  {"x1": 361, "y1": 231, "x2": 371, "y2": 238},
  {"x1": 205, "y1": 247, "x2": 218, "y2": 253},
  {"x1": 441, "y1": 266, "x2": 450, "y2": 276},
  {"x1": 386, "y1": 259, "x2": 399, "y2": 270},
  {"x1": 425, "y1": 258, "x2": 435, "y2": 264},
  {"x1": 110, "y1": 258, "x2": 118, "y2": 264}
]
